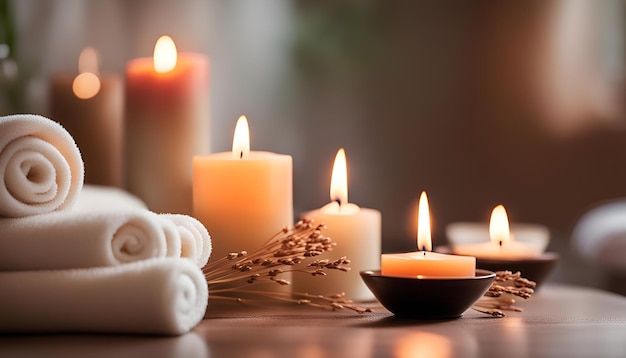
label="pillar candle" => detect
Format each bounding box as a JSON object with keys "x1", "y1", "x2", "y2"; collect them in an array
[
  {"x1": 381, "y1": 192, "x2": 476, "y2": 278},
  {"x1": 126, "y1": 36, "x2": 210, "y2": 214},
  {"x1": 295, "y1": 149, "x2": 381, "y2": 301},
  {"x1": 49, "y1": 47, "x2": 123, "y2": 187},
  {"x1": 193, "y1": 115, "x2": 293, "y2": 263}
]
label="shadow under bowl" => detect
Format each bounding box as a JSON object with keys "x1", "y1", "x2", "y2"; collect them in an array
[
  {"x1": 360, "y1": 269, "x2": 495, "y2": 319},
  {"x1": 474, "y1": 253, "x2": 559, "y2": 288}
]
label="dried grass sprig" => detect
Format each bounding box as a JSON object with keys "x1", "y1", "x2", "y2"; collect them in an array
[
  {"x1": 472, "y1": 270, "x2": 537, "y2": 317},
  {"x1": 203, "y1": 218, "x2": 370, "y2": 314}
]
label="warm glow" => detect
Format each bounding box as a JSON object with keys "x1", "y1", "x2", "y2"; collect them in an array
[
  {"x1": 489, "y1": 204, "x2": 511, "y2": 244},
  {"x1": 78, "y1": 47, "x2": 99, "y2": 75},
  {"x1": 329, "y1": 148, "x2": 348, "y2": 205},
  {"x1": 232, "y1": 115, "x2": 250, "y2": 159},
  {"x1": 72, "y1": 72, "x2": 101, "y2": 99},
  {"x1": 394, "y1": 332, "x2": 453, "y2": 358},
  {"x1": 417, "y1": 191, "x2": 432, "y2": 251},
  {"x1": 153, "y1": 35, "x2": 177, "y2": 73}
]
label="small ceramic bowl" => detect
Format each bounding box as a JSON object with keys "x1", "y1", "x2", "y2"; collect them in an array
[
  {"x1": 360, "y1": 269, "x2": 495, "y2": 319},
  {"x1": 434, "y1": 245, "x2": 559, "y2": 289},
  {"x1": 473, "y1": 253, "x2": 559, "y2": 288}
]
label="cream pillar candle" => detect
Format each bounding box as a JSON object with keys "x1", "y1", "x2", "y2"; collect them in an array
[
  {"x1": 49, "y1": 47, "x2": 123, "y2": 187},
  {"x1": 381, "y1": 192, "x2": 476, "y2": 278},
  {"x1": 295, "y1": 149, "x2": 381, "y2": 301},
  {"x1": 193, "y1": 115, "x2": 293, "y2": 263},
  {"x1": 126, "y1": 36, "x2": 210, "y2": 214}
]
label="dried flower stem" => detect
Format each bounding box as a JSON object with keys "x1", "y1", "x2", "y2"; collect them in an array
[
  {"x1": 472, "y1": 270, "x2": 537, "y2": 317},
  {"x1": 204, "y1": 218, "x2": 365, "y2": 312}
]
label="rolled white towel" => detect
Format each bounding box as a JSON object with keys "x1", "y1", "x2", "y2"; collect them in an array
[
  {"x1": 0, "y1": 210, "x2": 181, "y2": 271},
  {"x1": 0, "y1": 114, "x2": 84, "y2": 217},
  {"x1": 162, "y1": 214, "x2": 212, "y2": 267},
  {"x1": 0, "y1": 257, "x2": 208, "y2": 335}
]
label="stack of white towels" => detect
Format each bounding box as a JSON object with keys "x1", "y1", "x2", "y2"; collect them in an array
[{"x1": 0, "y1": 114, "x2": 211, "y2": 335}]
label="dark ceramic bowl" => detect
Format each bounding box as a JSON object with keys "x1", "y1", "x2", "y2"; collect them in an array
[
  {"x1": 434, "y1": 246, "x2": 559, "y2": 289},
  {"x1": 474, "y1": 253, "x2": 559, "y2": 288},
  {"x1": 360, "y1": 269, "x2": 495, "y2": 319}
]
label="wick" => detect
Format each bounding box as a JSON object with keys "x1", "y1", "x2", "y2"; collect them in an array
[
  {"x1": 334, "y1": 198, "x2": 341, "y2": 211},
  {"x1": 499, "y1": 240, "x2": 503, "y2": 248},
  {"x1": 240, "y1": 151, "x2": 243, "y2": 159}
]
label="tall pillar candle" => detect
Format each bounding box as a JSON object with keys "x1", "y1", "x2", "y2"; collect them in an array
[
  {"x1": 49, "y1": 47, "x2": 123, "y2": 187},
  {"x1": 295, "y1": 149, "x2": 381, "y2": 301},
  {"x1": 126, "y1": 36, "x2": 210, "y2": 214},
  {"x1": 193, "y1": 116, "x2": 293, "y2": 292}
]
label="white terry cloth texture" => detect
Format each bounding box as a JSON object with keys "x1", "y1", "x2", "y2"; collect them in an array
[
  {"x1": 572, "y1": 199, "x2": 626, "y2": 272},
  {"x1": 161, "y1": 214, "x2": 212, "y2": 267},
  {"x1": 0, "y1": 210, "x2": 182, "y2": 271},
  {"x1": 0, "y1": 257, "x2": 209, "y2": 335},
  {"x1": 73, "y1": 184, "x2": 147, "y2": 212},
  {"x1": 0, "y1": 114, "x2": 84, "y2": 217}
]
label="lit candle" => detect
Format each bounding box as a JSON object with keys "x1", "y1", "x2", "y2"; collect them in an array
[
  {"x1": 294, "y1": 148, "x2": 381, "y2": 301},
  {"x1": 451, "y1": 205, "x2": 542, "y2": 259},
  {"x1": 126, "y1": 35, "x2": 210, "y2": 214},
  {"x1": 381, "y1": 192, "x2": 476, "y2": 278},
  {"x1": 193, "y1": 115, "x2": 293, "y2": 263},
  {"x1": 49, "y1": 47, "x2": 123, "y2": 186}
]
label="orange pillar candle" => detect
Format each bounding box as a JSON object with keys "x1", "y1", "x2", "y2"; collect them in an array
[
  {"x1": 381, "y1": 192, "x2": 476, "y2": 278},
  {"x1": 126, "y1": 35, "x2": 210, "y2": 214},
  {"x1": 295, "y1": 148, "x2": 381, "y2": 301},
  {"x1": 193, "y1": 115, "x2": 293, "y2": 262},
  {"x1": 49, "y1": 47, "x2": 123, "y2": 187}
]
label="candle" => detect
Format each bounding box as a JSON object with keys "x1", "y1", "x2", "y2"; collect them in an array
[
  {"x1": 381, "y1": 192, "x2": 476, "y2": 278},
  {"x1": 49, "y1": 47, "x2": 123, "y2": 186},
  {"x1": 126, "y1": 35, "x2": 210, "y2": 214},
  {"x1": 193, "y1": 115, "x2": 293, "y2": 263},
  {"x1": 294, "y1": 148, "x2": 381, "y2": 301},
  {"x1": 451, "y1": 205, "x2": 543, "y2": 259}
]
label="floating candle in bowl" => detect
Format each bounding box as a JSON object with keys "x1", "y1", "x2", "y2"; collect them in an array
[
  {"x1": 445, "y1": 205, "x2": 558, "y2": 288},
  {"x1": 362, "y1": 192, "x2": 494, "y2": 319},
  {"x1": 450, "y1": 205, "x2": 543, "y2": 259},
  {"x1": 381, "y1": 192, "x2": 476, "y2": 278}
]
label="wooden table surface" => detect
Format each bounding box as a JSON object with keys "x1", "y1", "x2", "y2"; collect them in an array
[{"x1": 2, "y1": 284, "x2": 626, "y2": 357}]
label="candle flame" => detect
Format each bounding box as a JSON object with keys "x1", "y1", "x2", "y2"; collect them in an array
[
  {"x1": 153, "y1": 35, "x2": 177, "y2": 73},
  {"x1": 417, "y1": 191, "x2": 432, "y2": 252},
  {"x1": 72, "y1": 47, "x2": 101, "y2": 99},
  {"x1": 72, "y1": 72, "x2": 101, "y2": 99},
  {"x1": 489, "y1": 204, "x2": 511, "y2": 245},
  {"x1": 232, "y1": 115, "x2": 250, "y2": 159},
  {"x1": 329, "y1": 148, "x2": 348, "y2": 206}
]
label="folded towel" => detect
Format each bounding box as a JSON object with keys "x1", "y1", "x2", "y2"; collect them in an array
[
  {"x1": 572, "y1": 199, "x2": 626, "y2": 272},
  {"x1": 0, "y1": 210, "x2": 181, "y2": 271},
  {"x1": 73, "y1": 184, "x2": 147, "y2": 212},
  {"x1": 0, "y1": 257, "x2": 208, "y2": 335},
  {"x1": 0, "y1": 114, "x2": 84, "y2": 217},
  {"x1": 162, "y1": 214, "x2": 212, "y2": 267}
]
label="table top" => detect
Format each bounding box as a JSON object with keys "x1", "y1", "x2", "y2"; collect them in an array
[{"x1": 2, "y1": 284, "x2": 626, "y2": 358}]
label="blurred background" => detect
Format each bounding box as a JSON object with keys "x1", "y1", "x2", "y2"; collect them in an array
[{"x1": 2, "y1": 0, "x2": 626, "y2": 291}]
